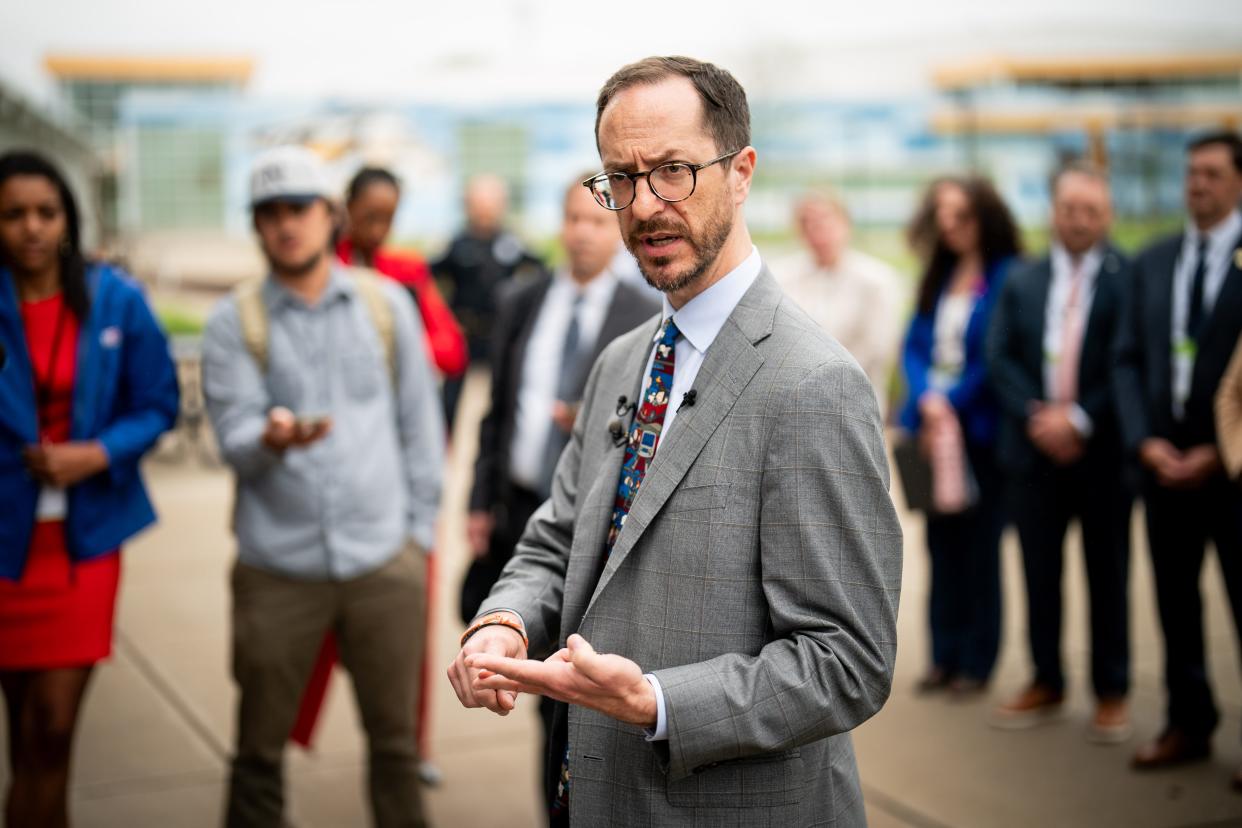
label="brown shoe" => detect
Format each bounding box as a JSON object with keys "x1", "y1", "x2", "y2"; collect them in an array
[
  {"x1": 1131, "y1": 728, "x2": 1210, "y2": 770},
  {"x1": 989, "y1": 684, "x2": 1064, "y2": 729},
  {"x1": 1087, "y1": 697, "x2": 1132, "y2": 745}
]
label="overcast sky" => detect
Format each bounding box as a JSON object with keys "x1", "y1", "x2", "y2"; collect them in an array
[{"x1": 3, "y1": 0, "x2": 1240, "y2": 105}]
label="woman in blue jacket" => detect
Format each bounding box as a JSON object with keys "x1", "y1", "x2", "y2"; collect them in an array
[
  {"x1": 899, "y1": 174, "x2": 1020, "y2": 696},
  {"x1": 0, "y1": 151, "x2": 178, "y2": 826}
]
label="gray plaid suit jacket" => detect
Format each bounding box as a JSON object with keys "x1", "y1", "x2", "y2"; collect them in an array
[{"x1": 480, "y1": 265, "x2": 903, "y2": 827}]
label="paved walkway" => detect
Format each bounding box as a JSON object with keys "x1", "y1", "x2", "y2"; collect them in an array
[{"x1": 3, "y1": 371, "x2": 1242, "y2": 827}]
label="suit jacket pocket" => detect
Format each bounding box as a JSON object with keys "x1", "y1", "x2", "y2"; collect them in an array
[
  {"x1": 662, "y1": 482, "x2": 724, "y2": 516},
  {"x1": 667, "y1": 749, "x2": 802, "y2": 808}
]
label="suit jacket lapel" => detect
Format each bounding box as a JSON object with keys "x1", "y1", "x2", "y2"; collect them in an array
[
  {"x1": 564, "y1": 321, "x2": 654, "y2": 625},
  {"x1": 586, "y1": 269, "x2": 779, "y2": 611},
  {"x1": 1028, "y1": 257, "x2": 1052, "y2": 373},
  {"x1": 1198, "y1": 232, "x2": 1242, "y2": 353},
  {"x1": 1079, "y1": 247, "x2": 1124, "y2": 371}
]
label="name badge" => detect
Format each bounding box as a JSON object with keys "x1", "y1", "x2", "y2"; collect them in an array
[{"x1": 37, "y1": 487, "x2": 68, "y2": 520}]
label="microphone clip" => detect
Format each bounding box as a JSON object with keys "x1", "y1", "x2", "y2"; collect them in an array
[{"x1": 609, "y1": 395, "x2": 637, "y2": 447}]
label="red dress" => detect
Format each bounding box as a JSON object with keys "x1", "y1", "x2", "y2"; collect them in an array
[{"x1": 0, "y1": 293, "x2": 121, "y2": 670}]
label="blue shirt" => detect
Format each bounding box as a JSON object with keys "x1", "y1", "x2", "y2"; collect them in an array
[{"x1": 202, "y1": 266, "x2": 444, "y2": 580}]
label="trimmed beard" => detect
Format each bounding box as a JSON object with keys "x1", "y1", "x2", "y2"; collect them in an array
[{"x1": 628, "y1": 197, "x2": 733, "y2": 295}]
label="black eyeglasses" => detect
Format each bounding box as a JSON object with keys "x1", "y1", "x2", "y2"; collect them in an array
[{"x1": 582, "y1": 150, "x2": 740, "y2": 211}]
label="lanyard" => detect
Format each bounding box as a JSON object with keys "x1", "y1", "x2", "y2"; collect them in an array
[{"x1": 33, "y1": 301, "x2": 70, "y2": 438}]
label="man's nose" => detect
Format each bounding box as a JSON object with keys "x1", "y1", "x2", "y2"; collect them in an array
[{"x1": 628, "y1": 177, "x2": 665, "y2": 222}]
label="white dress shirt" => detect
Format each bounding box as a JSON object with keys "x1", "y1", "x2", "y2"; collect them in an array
[
  {"x1": 1172, "y1": 209, "x2": 1242, "y2": 420},
  {"x1": 1042, "y1": 242, "x2": 1103, "y2": 436},
  {"x1": 639, "y1": 245, "x2": 762, "y2": 740},
  {"x1": 774, "y1": 248, "x2": 905, "y2": 410},
  {"x1": 641, "y1": 246, "x2": 763, "y2": 445},
  {"x1": 509, "y1": 268, "x2": 619, "y2": 489}
]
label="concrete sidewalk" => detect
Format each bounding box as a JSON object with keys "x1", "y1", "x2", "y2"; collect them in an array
[{"x1": 4, "y1": 371, "x2": 1242, "y2": 827}]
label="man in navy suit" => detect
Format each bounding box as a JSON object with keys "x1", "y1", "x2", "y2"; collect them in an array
[
  {"x1": 987, "y1": 163, "x2": 1133, "y2": 742},
  {"x1": 1114, "y1": 131, "x2": 1242, "y2": 785}
]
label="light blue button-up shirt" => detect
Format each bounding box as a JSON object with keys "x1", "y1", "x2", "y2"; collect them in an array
[{"x1": 202, "y1": 266, "x2": 444, "y2": 580}]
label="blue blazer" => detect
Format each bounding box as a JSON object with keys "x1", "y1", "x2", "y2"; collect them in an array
[
  {"x1": 898, "y1": 257, "x2": 1012, "y2": 446},
  {"x1": 0, "y1": 263, "x2": 179, "y2": 580}
]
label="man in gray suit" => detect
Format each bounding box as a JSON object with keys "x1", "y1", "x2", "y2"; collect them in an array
[{"x1": 447, "y1": 56, "x2": 902, "y2": 826}]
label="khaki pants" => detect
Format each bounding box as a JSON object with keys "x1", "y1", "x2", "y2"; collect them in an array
[{"x1": 225, "y1": 543, "x2": 427, "y2": 828}]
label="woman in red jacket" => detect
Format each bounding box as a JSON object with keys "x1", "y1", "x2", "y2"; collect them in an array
[{"x1": 337, "y1": 167, "x2": 468, "y2": 378}]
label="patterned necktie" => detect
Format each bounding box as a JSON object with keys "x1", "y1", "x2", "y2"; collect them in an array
[
  {"x1": 606, "y1": 316, "x2": 680, "y2": 553},
  {"x1": 550, "y1": 316, "x2": 680, "y2": 819}
]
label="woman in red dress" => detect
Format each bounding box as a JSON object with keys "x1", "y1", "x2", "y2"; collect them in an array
[{"x1": 0, "y1": 151, "x2": 178, "y2": 826}]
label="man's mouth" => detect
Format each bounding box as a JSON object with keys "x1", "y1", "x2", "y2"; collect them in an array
[{"x1": 639, "y1": 232, "x2": 684, "y2": 254}]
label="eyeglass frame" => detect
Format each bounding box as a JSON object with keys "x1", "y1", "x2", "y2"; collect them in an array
[{"x1": 581, "y1": 149, "x2": 742, "y2": 211}]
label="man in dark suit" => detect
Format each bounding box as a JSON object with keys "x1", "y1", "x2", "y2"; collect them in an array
[
  {"x1": 1114, "y1": 130, "x2": 1242, "y2": 784},
  {"x1": 987, "y1": 163, "x2": 1133, "y2": 742},
  {"x1": 432, "y1": 175, "x2": 546, "y2": 429},
  {"x1": 463, "y1": 177, "x2": 659, "y2": 623}
]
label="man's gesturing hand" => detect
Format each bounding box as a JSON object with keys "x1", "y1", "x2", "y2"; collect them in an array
[
  {"x1": 470, "y1": 634, "x2": 657, "y2": 728},
  {"x1": 447, "y1": 620, "x2": 527, "y2": 716}
]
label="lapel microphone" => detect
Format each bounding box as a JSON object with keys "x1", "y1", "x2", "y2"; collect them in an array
[
  {"x1": 609, "y1": 395, "x2": 637, "y2": 446},
  {"x1": 678, "y1": 389, "x2": 697, "y2": 412}
]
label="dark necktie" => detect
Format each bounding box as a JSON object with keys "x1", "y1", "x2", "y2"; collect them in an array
[
  {"x1": 549, "y1": 316, "x2": 680, "y2": 819},
  {"x1": 537, "y1": 294, "x2": 586, "y2": 497},
  {"x1": 1187, "y1": 236, "x2": 1210, "y2": 342}
]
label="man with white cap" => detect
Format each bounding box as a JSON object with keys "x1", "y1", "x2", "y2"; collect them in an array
[{"x1": 202, "y1": 145, "x2": 443, "y2": 827}]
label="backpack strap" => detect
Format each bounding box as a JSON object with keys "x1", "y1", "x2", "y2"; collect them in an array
[
  {"x1": 233, "y1": 277, "x2": 270, "y2": 374},
  {"x1": 346, "y1": 266, "x2": 398, "y2": 385},
  {"x1": 232, "y1": 269, "x2": 397, "y2": 385}
]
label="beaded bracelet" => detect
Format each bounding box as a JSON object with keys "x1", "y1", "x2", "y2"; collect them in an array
[{"x1": 460, "y1": 612, "x2": 529, "y2": 649}]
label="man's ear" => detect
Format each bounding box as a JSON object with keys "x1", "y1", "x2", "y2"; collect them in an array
[{"x1": 731, "y1": 147, "x2": 757, "y2": 204}]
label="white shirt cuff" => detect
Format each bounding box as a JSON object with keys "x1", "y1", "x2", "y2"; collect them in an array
[
  {"x1": 642, "y1": 673, "x2": 669, "y2": 741},
  {"x1": 1068, "y1": 404, "x2": 1094, "y2": 439}
]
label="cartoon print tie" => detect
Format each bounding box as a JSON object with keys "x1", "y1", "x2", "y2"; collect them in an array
[
  {"x1": 550, "y1": 316, "x2": 680, "y2": 819},
  {"x1": 605, "y1": 316, "x2": 680, "y2": 553}
]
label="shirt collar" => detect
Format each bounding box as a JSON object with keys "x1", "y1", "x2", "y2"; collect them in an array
[
  {"x1": 554, "y1": 266, "x2": 618, "y2": 304},
  {"x1": 1050, "y1": 241, "x2": 1104, "y2": 277},
  {"x1": 661, "y1": 245, "x2": 762, "y2": 354},
  {"x1": 1187, "y1": 209, "x2": 1242, "y2": 252},
  {"x1": 266, "y1": 264, "x2": 353, "y2": 310}
]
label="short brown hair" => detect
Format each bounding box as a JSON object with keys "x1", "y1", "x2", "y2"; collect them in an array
[
  {"x1": 1049, "y1": 160, "x2": 1109, "y2": 198},
  {"x1": 1188, "y1": 129, "x2": 1242, "y2": 174},
  {"x1": 594, "y1": 56, "x2": 750, "y2": 156}
]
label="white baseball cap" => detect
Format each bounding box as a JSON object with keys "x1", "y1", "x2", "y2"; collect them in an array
[{"x1": 249, "y1": 145, "x2": 333, "y2": 208}]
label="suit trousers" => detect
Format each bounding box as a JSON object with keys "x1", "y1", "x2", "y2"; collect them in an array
[
  {"x1": 1008, "y1": 456, "x2": 1132, "y2": 698},
  {"x1": 925, "y1": 441, "x2": 1005, "y2": 682},
  {"x1": 226, "y1": 542, "x2": 427, "y2": 828},
  {"x1": 1144, "y1": 475, "x2": 1242, "y2": 740}
]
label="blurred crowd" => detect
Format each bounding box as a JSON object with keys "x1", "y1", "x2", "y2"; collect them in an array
[{"x1": 1, "y1": 121, "x2": 1241, "y2": 826}]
